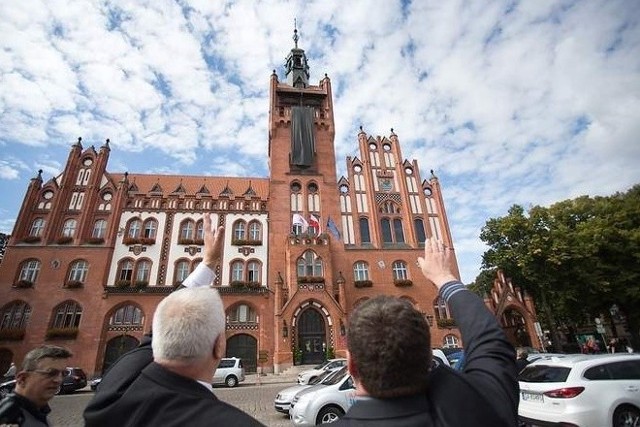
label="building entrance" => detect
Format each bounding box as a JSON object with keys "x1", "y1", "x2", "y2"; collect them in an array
[
  {"x1": 298, "y1": 308, "x2": 326, "y2": 364},
  {"x1": 226, "y1": 334, "x2": 257, "y2": 373},
  {"x1": 102, "y1": 335, "x2": 139, "y2": 374}
]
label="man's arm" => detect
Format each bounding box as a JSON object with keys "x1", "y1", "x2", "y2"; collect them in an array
[
  {"x1": 181, "y1": 213, "x2": 224, "y2": 288},
  {"x1": 418, "y1": 238, "x2": 519, "y2": 426}
]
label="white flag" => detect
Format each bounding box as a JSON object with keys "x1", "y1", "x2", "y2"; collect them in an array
[{"x1": 292, "y1": 213, "x2": 308, "y2": 230}]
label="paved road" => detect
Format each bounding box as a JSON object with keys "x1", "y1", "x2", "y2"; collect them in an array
[{"x1": 48, "y1": 382, "x2": 294, "y2": 427}]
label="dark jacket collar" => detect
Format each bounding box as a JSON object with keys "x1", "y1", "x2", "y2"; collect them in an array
[
  {"x1": 344, "y1": 394, "x2": 430, "y2": 419},
  {"x1": 140, "y1": 362, "x2": 217, "y2": 400},
  {"x1": 12, "y1": 392, "x2": 51, "y2": 423}
]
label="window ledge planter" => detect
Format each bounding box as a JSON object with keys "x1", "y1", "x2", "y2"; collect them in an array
[
  {"x1": 115, "y1": 280, "x2": 131, "y2": 288},
  {"x1": 133, "y1": 280, "x2": 149, "y2": 289},
  {"x1": 64, "y1": 280, "x2": 84, "y2": 289},
  {"x1": 86, "y1": 237, "x2": 105, "y2": 244},
  {"x1": 13, "y1": 280, "x2": 34, "y2": 289},
  {"x1": 354, "y1": 280, "x2": 373, "y2": 288},
  {"x1": 297, "y1": 276, "x2": 325, "y2": 284},
  {"x1": 22, "y1": 236, "x2": 41, "y2": 243},
  {"x1": 45, "y1": 327, "x2": 79, "y2": 340},
  {"x1": 124, "y1": 237, "x2": 155, "y2": 245},
  {"x1": 177, "y1": 238, "x2": 195, "y2": 245},
  {"x1": 231, "y1": 239, "x2": 262, "y2": 246},
  {"x1": 436, "y1": 318, "x2": 457, "y2": 328},
  {"x1": 140, "y1": 237, "x2": 155, "y2": 245},
  {"x1": 0, "y1": 328, "x2": 26, "y2": 341},
  {"x1": 56, "y1": 236, "x2": 73, "y2": 245},
  {"x1": 394, "y1": 279, "x2": 413, "y2": 287}
]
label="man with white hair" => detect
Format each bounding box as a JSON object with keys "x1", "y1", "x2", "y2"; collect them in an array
[{"x1": 84, "y1": 214, "x2": 263, "y2": 427}]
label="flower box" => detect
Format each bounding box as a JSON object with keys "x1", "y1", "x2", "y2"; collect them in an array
[
  {"x1": 140, "y1": 237, "x2": 155, "y2": 245},
  {"x1": 178, "y1": 238, "x2": 195, "y2": 245},
  {"x1": 22, "y1": 236, "x2": 41, "y2": 243},
  {"x1": 56, "y1": 236, "x2": 73, "y2": 245},
  {"x1": 133, "y1": 280, "x2": 148, "y2": 289},
  {"x1": 231, "y1": 239, "x2": 262, "y2": 246},
  {"x1": 354, "y1": 280, "x2": 373, "y2": 288},
  {"x1": 45, "y1": 327, "x2": 79, "y2": 340},
  {"x1": 123, "y1": 237, "x2": 141, "y2": 245},
  {"x1": 436, "y1": 318, "x2": 457, "y2": 328},
  {"x1": 0, "y1": 328, "x2": 26, "y2": 341},
  {"x1": 297, "y1": 276, "x2": 325, "y2": 284},
  {"x1": 64, "y1": 280, "x2": 84, "y2": 289},
  {"x1": 86, "y1": 237, "x2": 105, "y2": 244},
  {"x1": 13, "y1": 280, "x2": 33, "y2": 289},
  {"x1": 115, "y1": 280, "x2": 130, "y2": 288},
  {"x1": 393, "y1": 279, "x2": 413, "y2": 287}
]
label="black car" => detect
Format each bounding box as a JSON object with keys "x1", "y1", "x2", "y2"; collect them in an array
[
  {"x1": 60, "y1": 367, "x2": 87, "y2": 394},
  {"x1": 0, "y1": 379, "x2": 16, "y2": 398}
]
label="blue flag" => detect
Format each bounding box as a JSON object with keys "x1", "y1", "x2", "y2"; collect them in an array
[{"x1": 327, "y1": 216, "x2": 341, "y2": 241}]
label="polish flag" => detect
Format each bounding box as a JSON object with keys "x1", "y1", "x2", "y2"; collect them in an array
[{"x1": 308, "y1": 214, "x2": 321, "y2": 234}]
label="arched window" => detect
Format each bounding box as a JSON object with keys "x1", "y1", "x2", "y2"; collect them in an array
[
  {"x1": 414, "y1": 218, "x2": 426, "y2": 243},
  {"x1": 359, "y1": 218, "x2": 371, "y2": 244},
  {"x1": 128, "y1": 219, "x2": 142, "y2": 238},
  {"x1": 195, "y1": 219, "x2": 204, "y2": 241},
  {"x1": 393, "y1": 219, "x2": 405, "y2": 243},
  {"x1": 297, "y1": 251, "x2": 323, "y2": 278},
  {"x1": 179, "y1": 220, "x2": 194, "y2": 241},
  {"x1": 232, "y1": 221, "x2": 246, "y2": 241},
  {"x1": 443, "y1": 335, "x2": 459, "y2": 348},
  {"x1": 117, "y1": 259, "x2": 134, "y2": 283},
  {"x1": 231, "y1": 261, "x2": 244, "y2": 282},
  {"x1": 353, "y1": 261, "x2": 369, "y2": 281},
  {"x1": 135, "y1": 260, "x2": 151, "y2": 283},
  {"x1": 247, "y1": 260, "x2": 260, "y2": 283},
  {"x1": 92, "y1": 219, "x2": 107, "y2": 238},
  {"x1": 51, "y1": 301, "x2": 82, "y2": 329},
  {"x1": 227, "y1": 304, "x2": 257, "y2": 323},
  {"x1": 110, "y1": 305, "x2": 144, "y2": 326},
  {"x1": 0, "y1": 301, "x2": 31, "y2": 330},
  {"x1": 381, "y1": 218, "x2": 404, "y2": 244},
  {"x1": 379, "y1": 201, "x2": 400, "y2": 214},
  {"x1": 248, "y1": 221, "x2": 261, "y2": 241},
  {"x1": 381, "y1": 218, "x2": 393, "y2": 243},
  {"x1": 62, "y1": 219, "x2": 77, "y2": 237},
  {"x1": 18, "y1": 259, "x2": 41, "y2": 284},
  {"x1": 434, "y1": 297, "x2": 450, "y2": 320},
  {"x1": 68, "y1": 260, "x2": 89, "y2": 283},
  {"x1": 174, "y1": 259, "x2": 190, "y2": 285},
  {"x1": 143, "y1": 219, "x2": 157, "y2": 239},
  {"x1": 392, "y1": 261, "x2": 408, "y2": 280},
  {"x1": 29, "y1": 219, "x2": 45, "y2": 237}
]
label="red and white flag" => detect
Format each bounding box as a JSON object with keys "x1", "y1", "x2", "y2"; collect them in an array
[{"x1": 308, "y1": 214, "x2": 321, "y2": 234}]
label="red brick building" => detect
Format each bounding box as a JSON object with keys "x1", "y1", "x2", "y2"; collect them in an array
[{"x1": 0, "y1": 36, "x2": 460, "y2": 376}]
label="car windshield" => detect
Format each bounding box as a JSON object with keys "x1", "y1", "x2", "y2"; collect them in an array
[
  {"x1": 310, "y1": 370, "x2": 333, "y2": 385},
  {"x1": 321, "y1": 366, "x2": 347, "y2": 385},
  {"x1": 518, "y1": 365, "x2": 571, "y2": 383}
]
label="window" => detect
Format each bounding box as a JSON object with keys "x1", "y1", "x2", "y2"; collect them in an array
[
  {"x1": 136, "y1": 260, "x2": 151, "y2": 282},
  {"x1": 393, "y1": 219, "x2": 405, "y2": 243},
  {"x1": 92, "y1": 219, "x2": 107, "y2": 238},
  {"x1": 359, "y1": 218, "x2": 371, "y2": 244},
  {"x1": 380, "y1": 201, "x2": 400, "y2": 214},
  {"x1": 128, "y1": 219, "x2": 142, "y2": 238},
  {"x1": 392, "y1": 261, "x2": 408, "y2": 280},
  {"x1": 118, "y1": 259, "x2": 134, "y2": 281},
  {"x1": 195, "y1": 220, "x2": 204, "y2": 241},
  {"x1": 297, "y1": 251, "x2": 323, "y2": 278},
  {"x1": 353, "y1": 262, "x2": 369, "y2": 281},
  {"x1": 110, "y1": 305, "x2": 144, "y2": 326},
  {"x1": 247, "y1": 261, "x2": 260, "y2": 283},
  {"x1": 231, "y1": 261, "x2": 244, "y2": 282},
  {"x1": 414, "y1": 218, "x2": 426, "y2": 243},
  {"x1": 248, "y1": 222, "x2": 261, "y2": 241},
  {"x1": 443, "y1": 335, "x2": 459, "y2": 348},
  {"x1": 233, "y1": 221, "x2": 246, "y2": 241},
  {"x1": 179, "y1": 220, "x2": 194, "y2": 240},
  {"x1": 174, "y1": 260, "x2": 190, "y2": 285},
  {"x1": 0, "y1": 301, "x2": 31, "y2": 330},
  {"x1": 19, "y1": 260, "x2": 41, "y2": 283},
  {"x1": 62, "y1": 219, "x2": 77, "y2": 237},
  {"x1": 51, "y1": 301, "x2": 82, "y2": 329},
  {"x1": 143, "y1": 219, "x2": 157, "y2": 239},
  {"x1": 434, "y1": 297, "x2": 450, "y2": 320},
  {"x1": 228, "y1": 304, "x2": 257, "y2": 323},
  {"x1": 381, "y1": 218, "x2": 393, "y2": 243},
  {"x1": 29, "y1": 219, "x2": 45, "y2": 237},
  {"x1": 68, "y1": 260, "x2": 89, "y2": 283},
  {"x1": 381, "y1": 218, "x2": 404, "y2": 244}
]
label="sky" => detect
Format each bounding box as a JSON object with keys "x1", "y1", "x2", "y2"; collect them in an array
[{"x1": 1, "y1": 0, "x2": 639, "y2": 284}]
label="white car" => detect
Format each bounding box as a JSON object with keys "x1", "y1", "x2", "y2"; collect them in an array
[
  {"x1": 274, "y1": 369, "x2": 337, "y2": 414},
  {"x1": 212, "y1": 357, "x2": 245, "y2": 387},
  {"x1": 290, "y1": 367, "x2": 355, "y2": 426},
  {"x1": 432, "y1": 349, "x2": 451, "y2": 368},
  {"x1": 518, "y1": 353, "x2": 640, "y2": 427},
  {"x1": 296, "y1": 358, "x2": 347, "y2": 385}
]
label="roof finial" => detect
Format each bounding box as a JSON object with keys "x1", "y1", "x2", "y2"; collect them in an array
[{"x1": 293, "y1": 18, "x2": 299, "y2": 48}]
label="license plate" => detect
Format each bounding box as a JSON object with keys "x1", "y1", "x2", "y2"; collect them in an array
[{"x1": 521, "y1": 391, "x2": 543, "y2": 402}]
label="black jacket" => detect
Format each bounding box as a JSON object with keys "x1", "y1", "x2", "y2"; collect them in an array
[
  {"x1": 83, "y1": 336, "x2": 264, "y2": 427},
  {"x1": 329, "y1": 285, "x2": 519, "y2": 427}
]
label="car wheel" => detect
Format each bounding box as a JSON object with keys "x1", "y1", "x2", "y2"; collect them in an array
[
  {"x1": 225, "y1": 375, "x2": 238, "y2": 388},
  {"x1": 613, "y1": 405, "x2": 640, "y2": 427},
  {"x1": 316, "y1": 406, "x2": 344, "y2": 424}
]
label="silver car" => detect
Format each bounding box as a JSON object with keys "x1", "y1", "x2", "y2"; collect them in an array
[
  {"x1": 290, "y1": 367, "x2": 356, "y2": 426},
  {"x1": 275, "y1": 368, "x2": 344, "y2": 414},
  {"x1": 212, "y1": 357, "x2": 245, "y2": 388},
  {"x1": 296, "y1": 358, "x2": 347, "y2": 385}
]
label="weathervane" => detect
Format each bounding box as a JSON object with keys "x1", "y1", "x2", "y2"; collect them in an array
[{"x1": 293, "y1": 18, "x2": 299, "y2": 48}]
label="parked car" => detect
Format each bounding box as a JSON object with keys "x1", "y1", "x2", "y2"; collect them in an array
[
  {"x1": 432, "y1": 349, "x2": 451, "y2": 368},
  {"x1": 290, "y1": 367, "x2": 355, "y2": 426},
  {"x1": 89, "y1": 376, "x2": 102, "y2": 391},
  {"x1": 0, "y1": 378, "x2": 16, "y2": 398},
  {"x1": 274, "y1": 368, "x2": 341, "y2": 414},
  {"x1": 296, "y1": 358, "x2": 347, "y2": 385},
  {"x1": 60, "y1": 367, "x2": 87, "y2": 394},
  {"x1": 518, "y1": 353, "x2": 640, "y2": 427},
  {"x1": 212, "y1": 357, "x2": 245, "y2": 388}
]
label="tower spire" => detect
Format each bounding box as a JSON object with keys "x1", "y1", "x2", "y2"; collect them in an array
[
  {"x1": 285, "y1": 20, "x2": 310, "y2": 88},
  {"x1": 293, "y1": 18, "x2": 299, "y2": 48}
]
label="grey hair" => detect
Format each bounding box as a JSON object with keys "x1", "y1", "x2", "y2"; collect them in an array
[
  {"x1": 21, "y1": 345, "x2": 72, "y2": 371},
  {"x1": 152, "y1": 287, "x2": 225, "y2": 361}
]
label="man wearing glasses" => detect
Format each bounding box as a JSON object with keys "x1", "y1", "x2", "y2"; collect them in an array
[{"x1": 8, "y1": 345, "x2": 72, "y2": 426}]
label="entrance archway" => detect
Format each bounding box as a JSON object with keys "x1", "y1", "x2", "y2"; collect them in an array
[
  {"x1": 226, "y1": 334, "x2": 257, "y2": 373},
  {"x1": 102, "y1": 335, "x2": 139, "y2": 374},
  {"x1": 503, "y1": 309, "x2": 531, "y2": 348},
  {"x1": 298, "y1": 308, "x2": 326, "y2": 365}
]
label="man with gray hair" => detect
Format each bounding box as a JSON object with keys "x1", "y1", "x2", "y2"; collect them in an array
[
  {"x1": 1, "y1": 345, "x2": 72, "y2": 426},
  {"x1": 84, "y1": 214, "x2": 263, "y2": 426}
]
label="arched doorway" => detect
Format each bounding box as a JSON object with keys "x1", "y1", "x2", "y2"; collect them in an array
[
  {"x1": 503, "y1": 309, "x2": 531, "y2": 348},
  {"x1": 226, "y1": 334, "x2": 257, "y2": 373},
  {"x1": 102, "y1": 335, "x2": 139, "y2": 374},
  {"x1": 298, "y1": 308, "x2": 326, "y2": 365}
]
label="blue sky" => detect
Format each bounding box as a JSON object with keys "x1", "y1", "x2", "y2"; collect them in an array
[{"x1": 1, "y1": 0, "x2": 639, "y2": 284}]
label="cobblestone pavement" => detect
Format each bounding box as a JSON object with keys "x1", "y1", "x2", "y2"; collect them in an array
[{"x1": 48, "y1": 381, "x2": 296, "y2": 426}]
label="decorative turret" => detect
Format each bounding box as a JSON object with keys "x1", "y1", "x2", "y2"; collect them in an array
[{"x1": 284, "y1": 21, "x2": 310, "y2": 88}]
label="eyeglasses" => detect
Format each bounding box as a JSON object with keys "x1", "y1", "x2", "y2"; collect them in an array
[{"x1": 29, "y1": 368, "x2": 71, "y2": 378}]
